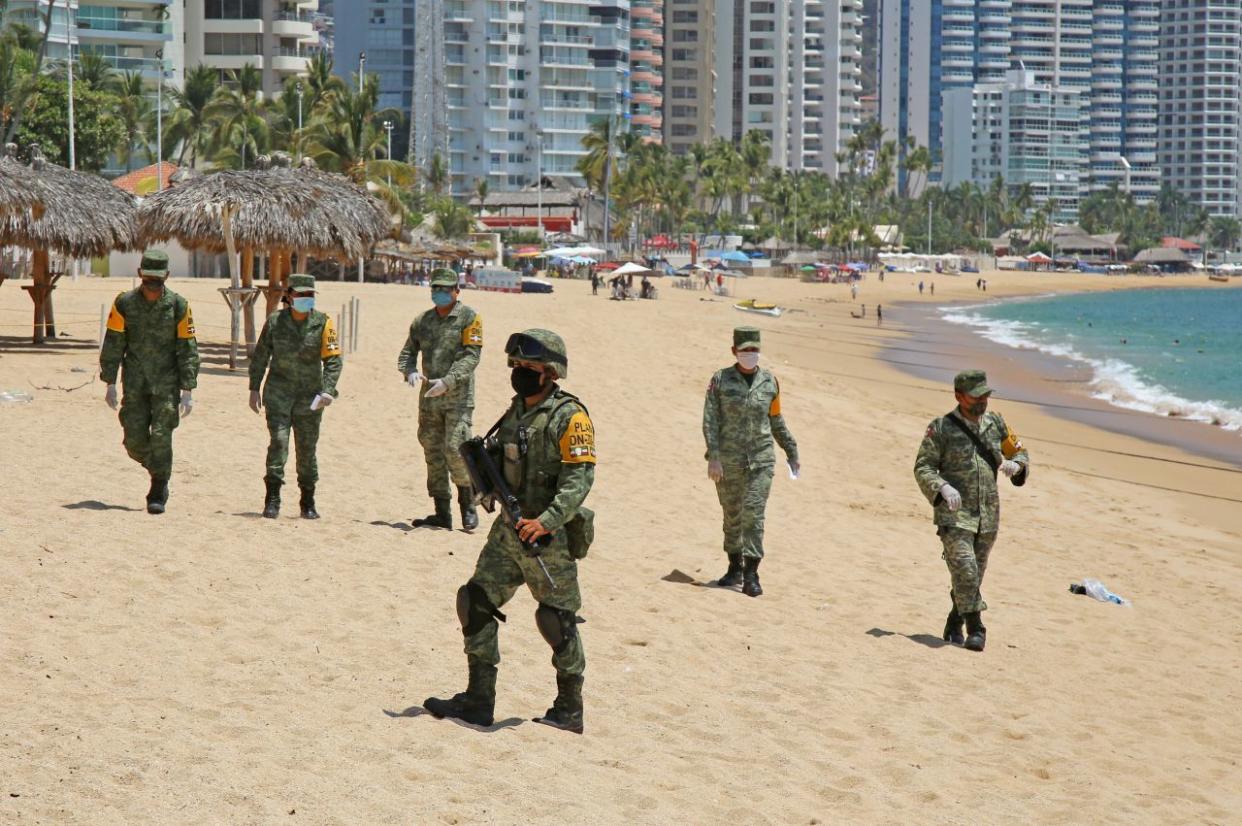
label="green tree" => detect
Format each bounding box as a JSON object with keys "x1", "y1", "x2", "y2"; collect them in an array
[
  {"x1": 111, "y1": 69, "x2": 151, "y2": 171},
  {"x1": 1207, "y1": 216, "x2": 1241, "y2": 258},
  {"x1": 425, "y1": 152, "x2": 448, "y2": 195},
  {"x1": 13, "y1": 74, "x2": 123, "y2": 172},
  {"x1": 165, "y1": 64, "x2": 218, "y2": 167},
  {"x1": 431, "y1": 195, "x2": 474, "y2": 239},
  {"x1": 473, "y1": 176, "x2": 489, "y2": 213}
]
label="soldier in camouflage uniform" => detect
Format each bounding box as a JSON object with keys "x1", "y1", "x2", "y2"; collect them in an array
[
  {"x1": 248, "y1": 274, "x2": 343, "y2": 519},
  {"x1": 913, "y1": 370, "x2": 1030, "y2": 651},
  {"x1": 424, "y1": 329, "x2": 596, "y2": 734},
  {"x1": 397, "y1": 268, "x2": 483, "y2": 531},
  {"x1": 702, "y1": 326, "x2": 799, "y2": 597},
  {"x1": 99, "y1": 250, "x2": 200, "y2": 514}
]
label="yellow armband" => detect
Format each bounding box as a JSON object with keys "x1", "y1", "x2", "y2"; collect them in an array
[
  {"x1": 559, "y1": 410, "x2": 597, "y2": 464},
  {"x1": 321, "y1": 317, "x2": 342, "y2": 357},
  {"x1": 462, "y1": 315, "x2": 483, "y2": 347}
]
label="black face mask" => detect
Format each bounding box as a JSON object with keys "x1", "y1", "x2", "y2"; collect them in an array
[
  {"x1": 141, "y1": 278, "x2": 165, "y2": 293},
  {"x1": 510, "y1": 366, "x2": 545, "y2": 397},
  {"x1": 966, "y1": 399, "x2": 988, "y2": 417}
]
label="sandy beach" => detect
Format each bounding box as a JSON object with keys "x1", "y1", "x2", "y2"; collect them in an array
[{"x1": 2, "y1": 269, "x2": 1240, "y2": 824}]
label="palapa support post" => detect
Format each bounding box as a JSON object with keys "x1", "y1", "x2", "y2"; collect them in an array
[
  {"x1": 241, "y1": 246, "x2": 257, "y2": 356},
  {"x1": 23, "y1": 249, "x2": 60, "y2": 344},
  {"x1": 264, "y1": 248, "x2": 289, "y2": 317},
  {"x1": 218, "y1": 287, "x2": 261, "y2": 370},
  {"x1": 221, "y1": 204, "x2": 243, "y2": 368}
]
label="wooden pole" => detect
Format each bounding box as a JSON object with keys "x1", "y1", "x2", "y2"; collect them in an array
[
  {"x1": 241, "y1": 245, "x2": 256, "y2": 355},
  {"x1": 31, "y1": 248, "x2": 48, "y2": 344},
  {"x1": 222, "y1": 205, "x2": 240, "y2": 369}
]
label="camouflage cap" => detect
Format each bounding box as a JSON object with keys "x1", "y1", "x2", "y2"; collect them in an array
[
  {"x1": 138, "y1": 249, "x2": 170, "y2": 278},
  {"x1": 430, "y1": 268, "x2": 459, "y2": 288},
  {"x1": 733, "y1": 326, "x2": 761, "y2": 349},
  {"x1": 954, "y1": 369, "x2": 992, "y2": 397},
  {"x1": 288, "y1": 273, "x2": 316, "y2": 293},
  {"x1": 506, "y1": 328, "x2": 568, "y2": 379}
]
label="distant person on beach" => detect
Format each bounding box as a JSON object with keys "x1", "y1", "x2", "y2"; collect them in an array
[
  {"x1": 851, "y1": 283, "x2": 858, "y2": 301},
  {"x1": 249, "y1": 274, "x2": 342, "y2": 520},
  {"x1": 398, "y1": 268, "x2": 484, "y2": 531},
  {"x1": 918, "y1": 281, "x2": 924, "y2": 295},
  {"x1": 423, "y1": 329, "x2": 595, "y2": 734},
  {"x1": 930, "y1": 283, "x2": 935, "y2": 296},
  {"x1": 913, "y1": 370, "x2": 1030, "y2": 652},
  {"x1": 702, "y1": 327, "x2": 800, "y2": 597},
  {"x1": 99, "y1": 250, "x2": 200, "y2": 515},
  {"x1": 877, "y1": 305, "x2": 883, "y2": 325}
]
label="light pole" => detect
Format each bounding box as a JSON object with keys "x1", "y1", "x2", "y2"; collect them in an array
[
  {"x1": 296, "y1": 81, "x2": 304, "y2": 160},
  {"x1": 358, "y1": 51, "x2": 366, "y2": 93},
  {"x1": 927, "y1": 193, "x2": 933, "y2": 256},
  {"x1": 384, "y1": 119, "x2": 393, "y2": 187},
  {"x1": 67, "y1": 41, "x2": 75, "y2": 170},
  {"x1": 155, "y1": 48, "x2": 164, "y2": 190}
]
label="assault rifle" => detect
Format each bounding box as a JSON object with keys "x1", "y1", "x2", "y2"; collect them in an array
[{"x1": 460, "y1": 436, "x2": 556, "y2": 588}]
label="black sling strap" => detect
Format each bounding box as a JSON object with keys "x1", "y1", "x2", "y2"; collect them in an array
[{"x1": 946, "y1": 413, "x2": 1000, "y2": 478}]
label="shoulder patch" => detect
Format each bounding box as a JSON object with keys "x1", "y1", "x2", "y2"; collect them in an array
[
  {"x1": 462, "y1": 314, "x2": 483, "y2": 347},
  {"x1": 559, "y1": 409, "x2": 596, "y2": 464},
  {"x1": 321, "y1": 316, "x2": 342, "y2": 357},
  {"x1": 176, "y1": 303, "x2": 196, "y2": 339},
  {"x1": 106, "y1": 299, "x2": 126, "y2": 333}
]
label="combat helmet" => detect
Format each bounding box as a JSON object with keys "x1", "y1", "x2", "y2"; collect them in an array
[{"x1": 505, "y1": 328, "x2": 568, "y2": 379}]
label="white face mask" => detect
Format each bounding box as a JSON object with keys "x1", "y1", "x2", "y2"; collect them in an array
[{"x1": 736, "y1": 351, "x2": 760, "y2": 370}]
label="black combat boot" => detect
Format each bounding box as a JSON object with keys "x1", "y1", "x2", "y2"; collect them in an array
[
  {"x1": 742, "y1": 557, "x2": 763, "y2": 597},
  {"x1": 413, "y1": 497, "x2": 453, "y2": 529},
  {"x1": 533, "y1": 673, "x2": 584, "y2": 734},
  {"x1": 299, "y1": 485, "x2": 320, "y2": 519},
  {"x1": 457, "y1": 485, "x2": 479, "y2": 531},
  {"x1": 943, "y1": 605, "x2": 965, "y2": 646},
  {"x1": 262, "y1": 477, "x2": 282, "y2": 519},
  {"x1": 717, "y1": 554, "x2": 744, "y2": 588},
  {"x1": 146, "y1": 476, "x2": 169, "y2": 515},
  {"x1": 423, "y1": 661, "x2": 497, "y2": 727},
  {"x1": 963, "y1": 612, "x2": 987, "y2": 652}
]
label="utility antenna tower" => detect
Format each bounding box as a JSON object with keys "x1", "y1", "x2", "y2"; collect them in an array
[{"x1": 411, "y1": 1, "x2": 448, "y2": 173}]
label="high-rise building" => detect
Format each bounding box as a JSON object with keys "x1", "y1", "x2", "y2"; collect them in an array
[
  {"x1": 629, "y1": 0, "x2": 664, "y2": 142},
  {"x1": 1159, "y1": 0, "x2": 1241, "y2": 218},
  {"x1": 185, "y1": 0, "x2": 320, "y2": 97},
  {"x1": 662, "y1": 0, "x2": 716, "y2": 156},
  {"x1": 436, "y1": 1, "x2": 631, "y2": 196},
  {"x1": 334, "y1": 1, "x2": 414, "y2": 143},
  {"x1": 6, "y1": 1, "x2": 182, "y2": 87},
  {"x1": 715, "y1": 0, "x2": 861, "y2": 174},
  {"x1": 943, "y1": 69, "x2": 1088, "y2": 221},
  {"x1": 879, "y1": 0, "x2": 1160, "y2": 201}
]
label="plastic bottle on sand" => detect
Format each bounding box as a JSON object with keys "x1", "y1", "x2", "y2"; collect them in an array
[{"x1": 1074, "y1": 578, "x2": 1131, "y2": 606}]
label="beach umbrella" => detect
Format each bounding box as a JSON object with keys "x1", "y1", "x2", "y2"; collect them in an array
[
  {"x1": 135, "y1": 153, "x2": 391, "y2": 367},
  {"x1": 718, "y1": 250, "x2": 751, "y2": 263},
  {"x1": 799, "y1": 264, "x2": 817, "y2": 272},
  {"x1": 0, "y1": 144, "x2": 135, "y2": 343},
  {"x1": 611, "y1": 261, "x2": 651, "y2": 276}
]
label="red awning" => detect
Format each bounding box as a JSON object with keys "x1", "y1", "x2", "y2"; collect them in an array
[
  {"x1": 480, "y1": 216, "x2": 573, "y2": 232},
  {"x1": 1161, "y1": 236, "x2": 1202, "y2": 252}
]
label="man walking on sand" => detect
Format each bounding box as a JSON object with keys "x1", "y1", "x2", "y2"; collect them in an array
[
  {"x1": 702, "y1": 327, "x2": 799, "y2": 597},
  {"x1": 913, "y1": 370, "x2": 1030, "y2": 651}
]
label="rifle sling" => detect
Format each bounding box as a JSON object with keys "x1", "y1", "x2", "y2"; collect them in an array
[{"x1": 946, "y1": 413, "x2": 1000, "y2": 478}]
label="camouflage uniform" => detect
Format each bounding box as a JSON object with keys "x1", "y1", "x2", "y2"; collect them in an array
[
  {"x1": 702, "y1": 329, "x2": 798, "y2": 561},
  {"x1": 249, "y1": 302, "x2": 343, "y2": 486},
  {"x1": 913, "y1": 375, "x2": 1029, "y2": 617},
  {"x1": 397, "y1": 291, "x2": 483, "y2": 499},
  {"x1": 99, "y1": 281, "x2": 200, "y2": 481}
]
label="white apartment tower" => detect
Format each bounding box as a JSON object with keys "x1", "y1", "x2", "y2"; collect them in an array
[
  {"x1": 184, "y1": 0, "x2": 320, "y2": 97},
  {"x1": 440, "y1": 0, "x2": 631, "y2": 195},
  {"x1": 1158, "y1": 0, "x2": 1241, "y2": 218}
]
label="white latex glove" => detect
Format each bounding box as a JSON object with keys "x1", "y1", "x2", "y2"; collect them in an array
[
  {"x1": 104, "y1": 384, "x2": 118, "y2": 410},
  {"x1": 939, "y1": 483, "x2": 962, "y2": 512},
  {"x1": 249, "y1": 390, "x2": 263, "y2": 414},
  {"x1": 707, "y1": 460, "x2": 724, "y2": 483},
  {"x1": 999, "y1": 460, "x2": 1021, "y2": 479},
  {"x1": 310, "y1": 393, "x2": 334, "y2": 411},
  {"x1": 178, "y1": 390, "x2": 193, "y2": 418},
  {"x1": 424, "y1": 378, "x2": 448, "y2": 398},
  {"x1": 788, "y1": 460, "x2": 800, "y2": 480},
  {"x1": 406, "y1": 370, "x2": 423, "y2": 387}
]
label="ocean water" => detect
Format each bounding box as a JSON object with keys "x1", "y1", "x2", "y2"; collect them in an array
[{"x1": 942, "y1": 288, "x2": 1242, "y2": 432}]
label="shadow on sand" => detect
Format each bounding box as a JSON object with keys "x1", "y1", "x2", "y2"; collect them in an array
[
  {"x1": 63, "y1": 500, "x2": 139, "y2": 512},
  {"x1": 384, "y1": 705, "x2": 524, "y2": 732},
  {"x1": 866, "y1": 627, "x2": 951, "y2": 650}
]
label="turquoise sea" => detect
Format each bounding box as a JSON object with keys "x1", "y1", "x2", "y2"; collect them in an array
[{"x1": 942, "y1": 287, "x2": 1242, "y2": 432}]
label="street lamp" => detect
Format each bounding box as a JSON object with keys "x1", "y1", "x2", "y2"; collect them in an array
[
  {"x1": 296, "y1": 81, "x2": 304, "y2": 160},
  {"x1": 155, "y1": 48, "x2": 164, "y2": 191},
  {"x1": 384, "y1": 119, "x2": 393, "y2": 187},
  {"x1": 534, "y1": 126, "x2": 544, "y2": 239},
  {"x1": 358, "y1": 51, "x2": 366, "y2": 93}
]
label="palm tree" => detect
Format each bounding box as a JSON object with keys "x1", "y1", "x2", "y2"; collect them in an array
[
  {"x1": 902, "y1": 143, "x2": 932, "y2": 199},
  {"x1": 75, "y1": 51, "x2": 114, "y2": 88},
  {"x1": 307, "y1": 77, "x2": 413, "y2": 211},
  {"x1": 431, "y1": 196, "x2": 474, "y2": 239},
  {"x1": 165, "y1": 65, "x2": 218, "y2": 167},
  {"x1": 1207, "y1": 216, "x2": 1241, "y2": 261},
  {"x1": 425, "y1": 152, "x2": 448, "y2": 195},
  {"x1": 473, "y1": 176, "x2": 489, "y2": 214},
  {"x1": 576, "y1": 117, "x2": 615, "y2": 193},
  {"x1": 204, "y1": 63, "x2": 267, "y2": 169},
  {"x1": 112, "y1": 70, "x2": 151, "y2": 171}
]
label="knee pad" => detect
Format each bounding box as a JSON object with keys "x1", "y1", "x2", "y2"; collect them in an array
[
  {"x1": 456, "y1": 582, "x2": 505, "y2": 636},
  {"x1": 535, "y1": 604, "x2": 579, "y2": 654}
]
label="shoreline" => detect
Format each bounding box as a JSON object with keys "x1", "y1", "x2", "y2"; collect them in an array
[{"x1": 880, "y1": 290, "x2": 1242, "y2": 471}]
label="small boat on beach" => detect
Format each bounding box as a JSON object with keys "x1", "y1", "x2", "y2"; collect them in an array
[
  {"x1": 1208, "y1": 273, "x2": 1230, "y2": 283},
  {"x1": 734, "y1": 299, "x2": 783, "y2": 317}
]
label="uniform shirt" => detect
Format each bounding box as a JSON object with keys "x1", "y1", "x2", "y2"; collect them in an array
[
  {"x1": 913, "y1": 409, "x2": 1030, "y2": 533},
  {"x1": 702, "y1": 365, "x2": 798, "y2": 467},
  {"x1": 248, "y1": 309, "x2": 343, "y2": 397},
  {"x1": 396, "y1": 302, "x2": 482, "y2": 407},
  {"x1": 495, "y1": 387, "x2": 595, "y2": 532},
  {"x1": 99, "y1": 288, "x2": 200, "y2": 392}
]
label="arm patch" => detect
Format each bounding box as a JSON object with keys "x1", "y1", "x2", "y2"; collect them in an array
[
  {"x1": 1001, "y1": 426, "x2": 1023, "y2": 459},
  {"x1": 769, "y1": 376, "x2": 782, "y2": 416},
  {"x1": 462, "y1": 314, "x2": 483, "y2": 347},
  {"x1": 321, "y1": 316, "x2": 342, "y2": 357},
  {"x1": 559, "y1": 410, "x2": 596, "y2": 464},
  {"x1": 106, "y1": 300, "x2": 126, "y2": 333},
  {"x1": 176, "y1": 304, "x2": 196, "y2": 339}
]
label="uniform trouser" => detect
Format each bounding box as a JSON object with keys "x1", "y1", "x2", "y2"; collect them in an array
[
  {"x1": 939, "y1": 527, "x2": 997, "y2": 614},
  {"x1": 464, "y1": 517, "x2": 585, "y2": 677},
  {"x1": 118, "y1": 384, "x2": 180, "y2": 479},
  {"x1": 714, "y1": 462, "x2": 775, "y2": 559},
  {"x1": 264, "y1": 392, "x2": 324, "y2": 486},
  {"x1": 417, "y1": 403, "x2": 473, "y2": 499}
]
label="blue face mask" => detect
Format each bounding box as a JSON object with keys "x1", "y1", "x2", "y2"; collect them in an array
[
  {"x1": 432, "y1": 289, "x2": 455, "y2": 307},
  {"x1": 292, "y1": 296, "x2": 315, "y2": 313}
]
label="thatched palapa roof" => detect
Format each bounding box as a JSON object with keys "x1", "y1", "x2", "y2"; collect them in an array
[
  {"x1": 134, "y1": 154, "x2": 392, "y2": 259},
  {"x1": 0, "y1": 144, "x2": 133, "y2": 256}
]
